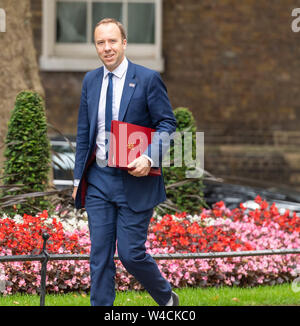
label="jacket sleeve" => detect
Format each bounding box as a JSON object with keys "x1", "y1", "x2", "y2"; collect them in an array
[{"x1": 144, "y1": 72, "x2": 177, "y2": 167}]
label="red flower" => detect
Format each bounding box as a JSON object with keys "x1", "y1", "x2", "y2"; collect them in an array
[
  {"x1": 0, "y1": 212, "x2": 84, "y2": 256},
  {"x1": 255, "y1": 195, "x2": 262, "y2": 204},
  {"x1": 260, "y1": 200, "x2": 269, "y2": 210}
]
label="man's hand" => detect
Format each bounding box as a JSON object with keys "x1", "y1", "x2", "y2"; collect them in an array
[
  {"x1": 72, "y1": 186, "x2": 78, "y2": 200},
  {"x1": 127, "y1": 156, "x2": 151, "y2": 177}
]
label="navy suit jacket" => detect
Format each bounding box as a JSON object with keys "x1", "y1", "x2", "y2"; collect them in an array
[{"x1": 74, "y1": 59, "x2": 177, "y2": 212}]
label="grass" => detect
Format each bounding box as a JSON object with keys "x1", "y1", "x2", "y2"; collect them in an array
[{"x1": 0, "y1": 283, "x2": 299, "y2": 306}]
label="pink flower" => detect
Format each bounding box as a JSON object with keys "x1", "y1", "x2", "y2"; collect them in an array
[{"x1": 18, "y1": 279, "x2": 26, "y2": 287}]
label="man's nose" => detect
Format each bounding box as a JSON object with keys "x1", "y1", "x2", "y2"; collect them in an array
[{"x1": 104, "y1": 42, "x2": 111, "y2": 51}]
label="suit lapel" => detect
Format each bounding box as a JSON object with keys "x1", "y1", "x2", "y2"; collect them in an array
[
  {"x1": 118, "y1": 60, "x2": 137, "y2": 121},
  {"x1": 89, "y1": 67, "x2": 103, "y2": 146}
]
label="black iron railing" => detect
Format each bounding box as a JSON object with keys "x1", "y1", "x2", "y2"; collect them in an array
[{"x1": 0, "y1": 232, "x2": 300, "y2": 306}]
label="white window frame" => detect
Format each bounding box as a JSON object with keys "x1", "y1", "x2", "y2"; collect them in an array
[{"x1": 40, "y1": 0, "x2": 164, "y2": 71}]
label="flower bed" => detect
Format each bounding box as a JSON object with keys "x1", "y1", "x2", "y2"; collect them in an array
[{"x1": 0, "y1": 196, "x2": 299, "y2": 294}]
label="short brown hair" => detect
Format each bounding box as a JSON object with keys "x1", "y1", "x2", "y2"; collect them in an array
[{"x1": 94, "y1": 18, "x2": 127, "y2": 40}]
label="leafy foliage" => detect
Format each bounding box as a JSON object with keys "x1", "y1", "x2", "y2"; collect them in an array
[
  {"x1": 1, "y1": 91, "x2": 52, "y2": 215},
  {"x1": 162, "y1": 107, "x2": 206, "y2": 215}
]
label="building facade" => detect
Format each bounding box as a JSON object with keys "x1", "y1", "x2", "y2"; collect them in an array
[{"x1": 31, "y1": 0, "x2": 300, "y2": 189}]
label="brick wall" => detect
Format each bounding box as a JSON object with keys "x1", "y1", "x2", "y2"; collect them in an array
[
  {"x1": 163, "y1": 1, "x2": 300, "y2": 135},
  {"x1": 30, "y1": 0, "x2": 300, "y2": 189},
  {"x1": 30, "y1": 0, "x2": 85, "y2": 136}
]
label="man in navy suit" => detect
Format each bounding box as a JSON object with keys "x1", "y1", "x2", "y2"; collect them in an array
[{"x1": 72, "y1": 18, "x2": 178, "y2": 306}]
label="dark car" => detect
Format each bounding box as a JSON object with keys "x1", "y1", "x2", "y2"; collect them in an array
[{"x1": 50, "y1": 136, "x2": 76, "y2": 189}]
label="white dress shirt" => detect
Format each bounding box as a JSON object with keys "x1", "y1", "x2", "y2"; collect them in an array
[
  {"x1": 74, "y1": 57, "x2": 152, "y2": 187},
  {"x1": 96, "y1": 57, "x2": 128, "y2": 161}
]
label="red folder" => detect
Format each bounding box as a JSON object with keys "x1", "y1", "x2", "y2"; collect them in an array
[{"x1": 108, "y1": 120, "x2": 161, "y2": 176}]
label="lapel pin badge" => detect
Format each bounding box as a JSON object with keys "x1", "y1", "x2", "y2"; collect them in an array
[{"x1": 129, "y1": 83, "x2": 136, "y2": 88}]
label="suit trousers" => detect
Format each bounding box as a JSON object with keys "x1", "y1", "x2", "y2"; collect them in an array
[{"x1": 85, "y1": 161, "x2": 172, "y2": 306}]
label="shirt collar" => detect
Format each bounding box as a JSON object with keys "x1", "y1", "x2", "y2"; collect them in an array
[{"x1": 104, "y1": 57, "x2": 128, "y2": 79}]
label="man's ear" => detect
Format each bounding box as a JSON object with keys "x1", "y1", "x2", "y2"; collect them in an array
[{"x1": 123, "y1": 38, "x2": 127, "y2": 50}]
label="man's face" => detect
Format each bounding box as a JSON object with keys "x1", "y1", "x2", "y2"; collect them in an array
[{"x1": 94, "y1": 23, "x2": 127, "y2": 71}]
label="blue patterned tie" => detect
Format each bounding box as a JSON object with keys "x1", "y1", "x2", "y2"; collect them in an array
[
  {"x1": 105, "y1": 72, "x2": 114, "y2": 132},
  {"x1": 105, "y1": 72, "x2": 113, "y2": 160}
]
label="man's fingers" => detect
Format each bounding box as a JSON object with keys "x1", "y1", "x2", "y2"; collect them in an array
[
  {"x1": 72, "y1": 186, "x2": 78, "y2": 200},
  {"x1": 127, "y1": 157, "x2": 151, "y2": 177},
  {"x1": 128, "y1": 165, "x2": 151, "y2": 177},
  {"x1": 128, "y1": 156, "x2": 150, "y2": 169},
  {"x1": 127, "y1": 158, "x2": 138, "y2": 169}
]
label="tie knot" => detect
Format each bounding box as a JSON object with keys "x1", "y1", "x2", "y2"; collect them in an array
[{"x1": 108, "y1": 72, "x2": 114, "y2": 80}]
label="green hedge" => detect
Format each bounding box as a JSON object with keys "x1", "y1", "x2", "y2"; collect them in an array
[
  {"x1": 162, "y1": 107, "x2": 206, "y2": 215},
  {"x1": 2, "y1": 91, "x2": 52, "y2": 216}
]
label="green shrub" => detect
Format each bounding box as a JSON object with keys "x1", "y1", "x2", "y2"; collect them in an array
[
  {"x1": 1, "y1": 91, "x2": 52, "y2": 216},
  {"x1": 162, "y1": 107, "x2": 206, "y2": 215}
]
